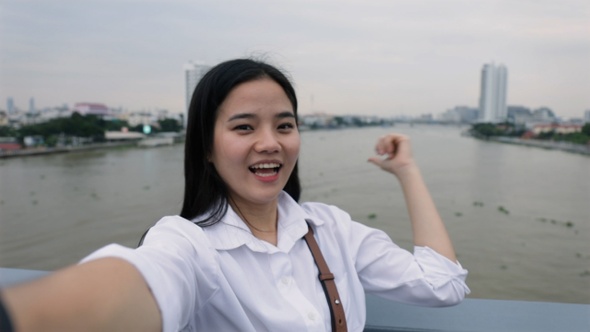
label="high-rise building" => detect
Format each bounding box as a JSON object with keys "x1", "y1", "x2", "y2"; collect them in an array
[
  {"x1": 478, "y1": 63, "x2": 508, "y2": 123},
  {"x1": 29, "y1": 97, "x2": 35, "y2": 114},
  {"x1": 184, "y1": 61, "x2": 211, "y2": 128},
  {"x1": 6, "y1": 97, "x2": 14, "y2": 114}
]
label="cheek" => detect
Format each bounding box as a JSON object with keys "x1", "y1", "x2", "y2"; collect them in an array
[
  {"x1": 211, "y1": 135, "x2": 242, "y2": 168},
  {"x1": 214, "y1": 144, "x2": 243, "y2": 167},
  {"x1": 284, "y1": 138, "x2": 301, "y2": 164}
]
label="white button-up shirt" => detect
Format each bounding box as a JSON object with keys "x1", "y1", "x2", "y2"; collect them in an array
[{"x1": 82, "y1": 192, "x2": 470, "y2": 332}]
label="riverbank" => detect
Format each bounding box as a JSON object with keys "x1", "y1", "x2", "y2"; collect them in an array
[
  {"x1": 0, "y1": 141, "x2": 139, "y2": 159},
  {"x1": 0, "y1": 135, "x2": 185, "y2": 159},
  {"x1": 4, "y1": 129, "x2": 590, "y2": 159},
  {"x1": 464, "y1": 132, "x2": 590, "y2": 156}
]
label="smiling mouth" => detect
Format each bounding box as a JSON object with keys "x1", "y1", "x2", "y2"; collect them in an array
[{"x1": 249, "y1": 163, "x2": 282, "y2": 177}]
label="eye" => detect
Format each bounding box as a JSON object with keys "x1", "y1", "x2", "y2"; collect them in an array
[
  {"x1": 278, "y1": 122, "x2": 295, "y2": 131},
  {"x1": 233, "y1": 124, "x2": 253, "y2": 131}
]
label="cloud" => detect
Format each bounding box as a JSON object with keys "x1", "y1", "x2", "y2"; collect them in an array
[{"x1": 0, "y1": 0, "x2": 588, "y2": 117}]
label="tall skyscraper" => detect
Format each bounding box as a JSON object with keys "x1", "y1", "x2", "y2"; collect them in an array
[
  {"x1": 478, "y1": 63, "x2": 508, "y2": 123},
  {"x1": 29, "y1": 97, "x2": 36, "y2": 114},
  {"x1": 6, "y1": 97, "x2": 14, "y2": 114},
  {"x1": 184, "y1": 61, "x2": 211, "y2": 128}
]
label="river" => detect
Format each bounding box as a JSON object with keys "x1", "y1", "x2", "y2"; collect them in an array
[{"x1": 1, "y1": 124, "x2": 588, "y2": 304}]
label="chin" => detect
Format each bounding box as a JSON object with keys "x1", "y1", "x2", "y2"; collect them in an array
[{"x1": 239, "y1": 187, "x2": 284, "y2": 206}]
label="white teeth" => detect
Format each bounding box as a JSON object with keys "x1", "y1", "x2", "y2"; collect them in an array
[
  {"x1": 256, "y1": 172, "x2": 276, "y2": 177},
  {"x1": 250, "y1": 163, "x2": 280, "y2": 169}
]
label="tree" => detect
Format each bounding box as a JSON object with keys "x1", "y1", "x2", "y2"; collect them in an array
[
  {"x1": 16, "y1": 113, "x2": 105, "y2": 144},
  {"x1": 158, "y1": 118, "x2": 182, "y2": 132},
  {"x1": 471, "y1": 123, "x2": 504, "y2": 138},
  {"x1": 0, "y1": 126, "x2": 18, "y2": 137}
]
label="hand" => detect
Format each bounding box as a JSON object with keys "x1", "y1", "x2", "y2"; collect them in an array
[{"x1": 367, "y1": 133, "x2": 417, "y2": 177}]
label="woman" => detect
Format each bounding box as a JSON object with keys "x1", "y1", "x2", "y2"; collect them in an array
[{"x1": 1, "y1": 59, "x2": 469, "y2": 331}]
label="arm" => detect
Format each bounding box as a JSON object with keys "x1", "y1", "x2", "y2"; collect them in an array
[
  {"x1": 2, "y1": 258, "x2": 161, "y2": 332},
  {"x1": 368, "y1": 133, "x2": 457, "y2": 262}
]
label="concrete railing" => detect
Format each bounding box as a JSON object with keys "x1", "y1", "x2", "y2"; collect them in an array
[{"x1": 1, "y1": 268, "x2": 588, "y2": 331}]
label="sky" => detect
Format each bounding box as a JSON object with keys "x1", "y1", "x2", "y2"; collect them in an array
[{"x1": 1, "y1": 0, "x2": 589, "y2": 119}]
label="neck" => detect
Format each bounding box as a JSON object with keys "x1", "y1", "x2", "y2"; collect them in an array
[{"x1": 229, "y1": 197, "x2": 278, "y2": 233}]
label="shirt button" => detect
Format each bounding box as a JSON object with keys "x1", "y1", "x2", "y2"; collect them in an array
[
  {"x1": 307, "y1": 312, "x2": 316, "y2": 321},
  {"x1": 281, "y1": 277, "x2": 290, "y2": 286}
]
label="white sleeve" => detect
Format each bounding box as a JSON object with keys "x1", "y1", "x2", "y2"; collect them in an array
[
  {"x1": 80, "y1": 216, "x2": 220, "y2": 332},
  {"x1": 350, "y1": 220, "x2": 470, "y2": 307}
]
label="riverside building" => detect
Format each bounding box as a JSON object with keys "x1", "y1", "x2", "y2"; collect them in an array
[
  {"x1": 184, "y1": 61, "x2": 211, "y2": 128},
  {"x1": 478, "y1": 63, "x2": 508, "y2": 123}
]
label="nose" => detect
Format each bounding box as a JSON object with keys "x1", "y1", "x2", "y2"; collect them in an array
[{"x1": 254, "y1": 128, "x2": 280, "y2": 153}]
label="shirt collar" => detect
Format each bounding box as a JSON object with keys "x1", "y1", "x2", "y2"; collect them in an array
[{"x1": 201, "y1": 192, "x2": 324, "y2": 253}]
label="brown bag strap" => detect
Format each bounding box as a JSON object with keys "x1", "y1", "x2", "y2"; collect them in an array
[{"x1": 303, "y1": 221, "x2": 348, "y2": 332}]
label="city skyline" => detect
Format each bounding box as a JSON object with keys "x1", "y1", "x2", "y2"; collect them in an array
[{"x1": 1, "y1": 1, "x2": 589, "y2": 119}]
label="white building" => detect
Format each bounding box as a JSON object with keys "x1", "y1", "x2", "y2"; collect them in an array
[
  {"x1": 478, "y1": 63, "x2": 508, "y2": 123},
  {"x1": 532, "y1": 107, "x2": 556, "y2": 122},
  {"x1": 440, "y1": 106, "x2": 479, "y2": 124},
  {"x1": 126, "y1": 111, "x2": 156, "y2": 128},
  {"x1": 184, "y1": 61, "x2": 211, "y2": 128},
  {"x1": 40, "y1": 107, "x2": 72, "y2": 121},
  {"x1": 73, "y1": 103, "x2": 110, "y2": 117},
  {"x1": 0, "y1": 110, "x2": 8, "y2": 126}
]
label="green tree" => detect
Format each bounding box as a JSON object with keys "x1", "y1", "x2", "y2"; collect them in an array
[
  {"x1": 556, "y1": 132, "x2": 590, "y2": 145},
  {"x1": 129, "y1": 124, "x2": 145, "y2": 133},
  {"x1": 17, "y1": 113, "x2": 105, "y2": 144},
  {"x1": 0, "y1": 126, "x2": 18, "y2": 137},
  {"x1": 471, "y1": 123, "x2": 505, "y2": 138},
  {"x1": 104, "y1": 119, "x2": 130, "y2": 131},
  {"x1": 158, "y1": 118, "x2": 182, "y2": 132},
  {"x1": 536, "y1": 130, "x2": 555, "y2": 140}
]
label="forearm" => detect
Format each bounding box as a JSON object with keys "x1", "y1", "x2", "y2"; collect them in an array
[
  {"x1": 2, "y1": 258, "x2": 161, "y2": 332},
  {"x1": 396, "y1": 164, "x2": 458, "y2": 262}
]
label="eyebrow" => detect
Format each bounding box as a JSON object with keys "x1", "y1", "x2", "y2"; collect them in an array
[{"x1": 227, "y1": 111, "x2": 295, "y2": 122}]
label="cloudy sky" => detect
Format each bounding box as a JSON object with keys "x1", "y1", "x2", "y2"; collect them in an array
[{"x1": 1, "y1": 0, "x2": 589, "y2": 119}]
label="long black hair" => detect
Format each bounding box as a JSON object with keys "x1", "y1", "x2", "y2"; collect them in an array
[{"x1": 180, "y1": 58, "x2": 301, "y2": 226}]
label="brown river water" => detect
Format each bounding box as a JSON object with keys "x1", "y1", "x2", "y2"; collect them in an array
[{"x1": 1, "y1": 124, "x2": 588, "y2": 303}]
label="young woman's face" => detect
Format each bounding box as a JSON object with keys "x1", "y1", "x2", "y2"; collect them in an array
[{"x1": 210, "y1": 78, "x2": 300, "y2": 208}]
